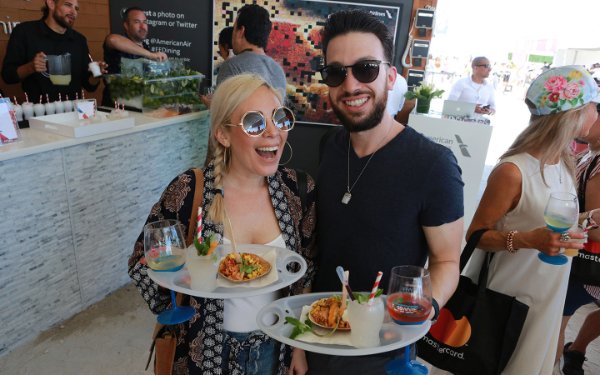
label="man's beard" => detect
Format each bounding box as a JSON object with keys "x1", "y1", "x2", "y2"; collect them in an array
[
  {"x1": 131, "y1": 30, "x2": 147, "y2": 44},
  {"x1": 53, "y1": 13, "x2": 72, "y2": 29},
  {"x1": 331, "y1": 89, "x2": 388, "y2": 133}
]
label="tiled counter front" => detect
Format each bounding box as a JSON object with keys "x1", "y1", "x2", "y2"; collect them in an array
[{"x1": 0, "y1": 116, "x2": 209, "y2": 356}]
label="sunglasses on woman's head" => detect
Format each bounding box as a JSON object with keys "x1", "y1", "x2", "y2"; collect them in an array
[
  {"x1": 225, "y1": 106, "x2": 295, "y2": 136},
  {"x1": 318, "y1": 60, "x2": 390, "y2": 87}
]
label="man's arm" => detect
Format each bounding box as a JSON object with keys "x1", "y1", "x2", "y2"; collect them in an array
[
  {"x1": 487, "y1": 86, "x2": 497, "y2": 114},
  {"x1": 446, "y1": 80, "x2": 462, "y2": 101},
  {"x1": 104, "y1": 34, "x2": 167, "y2": 61},
  {"x1": 1, "y1": 25, "x2": 45, "y2": 83},
  {"x1": 423, "y1": 218, "x2": 463, "y2": 310}
]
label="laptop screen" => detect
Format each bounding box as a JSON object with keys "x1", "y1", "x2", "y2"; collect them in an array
[{"x1": 442, "y1": 100, "x2": 476, "y2": 117}]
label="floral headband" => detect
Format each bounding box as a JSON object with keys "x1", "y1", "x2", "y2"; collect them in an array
[{"x1": 526, "y1": 65, "x2": 600, "y2": 116}]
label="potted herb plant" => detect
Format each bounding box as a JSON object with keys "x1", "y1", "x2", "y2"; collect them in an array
[{"x1": 404, "y1": 82, "x2": 444, "y2": 114}]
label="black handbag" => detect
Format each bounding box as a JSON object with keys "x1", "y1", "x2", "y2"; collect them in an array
[{"x1": 416, "y1": 229, "x2": 529, "y2": 375}]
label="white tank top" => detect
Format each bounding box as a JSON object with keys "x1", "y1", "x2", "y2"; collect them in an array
[
  {"x1": 464, "y1": 153, "x2": 575, "y2": 375},
  {"x1": 222, "y1": 234, "x2": 285, "y2": 332}
]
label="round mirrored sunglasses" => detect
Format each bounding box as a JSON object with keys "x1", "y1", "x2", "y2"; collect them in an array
[
  {"x1": 318, "y1": 60, "x2": 390, "y2": 87},
  {"x1": 225, "y1": 106, "x2": 295, "y2": 136}
]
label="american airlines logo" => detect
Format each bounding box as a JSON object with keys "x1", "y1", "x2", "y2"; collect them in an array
[
  {"x1": 454, "y1": 134, "x2": 471, "y2": 157},
  {"x1": 426, "y1": 134, "x2": 471, "y2": 158}
]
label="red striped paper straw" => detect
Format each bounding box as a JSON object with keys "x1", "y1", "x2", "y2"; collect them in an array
[
  {"x1": 367, "y1": 271, "x2": 383, "y2": 305},
  {"x1": 196, "y1": 207, "x2": 203, "y2": 243}
]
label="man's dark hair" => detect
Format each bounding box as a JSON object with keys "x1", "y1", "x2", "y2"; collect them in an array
[
  {"x1": 321, "y1": 10, "x2": 393, "y2": 64},
  {"x1": 122, "y1": 6, "x2": 145, "y2": 22},
  {"x1": 218, "y1": 27, "x2": 234, "y2": 49},
  {"x1": 41, "y1": 1, "x2": 50, "y2": 19},
  {"x1": 235, "y1": 4, "x2": 272, "y2": 49}
]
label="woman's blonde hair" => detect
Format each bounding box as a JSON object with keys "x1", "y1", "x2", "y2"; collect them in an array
[
  {"x1": 501, "y1": 101, "x2": 591, "y2": 185},
  {"x1": 206, "y1": 74, "x2": 282, "y2": 224}
]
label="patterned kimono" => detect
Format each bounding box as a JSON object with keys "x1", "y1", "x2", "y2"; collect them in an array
[{"x1": 128, "y1": 163, "x2": 317, "y2": 374}]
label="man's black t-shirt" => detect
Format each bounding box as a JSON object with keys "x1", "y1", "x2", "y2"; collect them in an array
[
  {"x1": 314, "y1": 126, "x2": 464, "y2": 294},
  {"x1": 1, "y1": 20, "x2": 96, "y2": 102}
]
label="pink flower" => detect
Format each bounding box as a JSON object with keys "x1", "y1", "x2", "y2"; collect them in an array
[
  {"x1": 544, "y1": 76, "x2": 567, "y2": 93},
  {"x1": 149, "y1": 248, "x2": 160, "y2": 259},
  {"x1": 560, "y1": 82, "x2": 581, "y2": 100}
]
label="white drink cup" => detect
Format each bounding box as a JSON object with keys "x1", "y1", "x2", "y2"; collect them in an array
[
  {"x1": 22, "y1": 103, "x2": 34, "y2": 120},
  {"x1": 54, "y1": 101, "x2": 65, "y2": 113},
  {"x1": 13, "y1": 104, "x2": 23, "y2": 121},
  {"x1": 63, "y1": 100, "x2": 73, "y2": 112},
  {"x1": 347, "y1": 298, "x2": 385, "y2": 348},
  {"x1": 88, "y1": 61, "x2": 102, "y2": 77},
  {"x1": 33, "y1": 103, "x2": 45, "y2": 117},
  {"x1": 186, "y1": 247, "x2": 218, "y2": 292},
  {"x1": 44, "y1": 101, "x2": 56, "y2": 115}
]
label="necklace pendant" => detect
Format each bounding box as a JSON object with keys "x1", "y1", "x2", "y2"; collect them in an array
[{"x1": 341, "y1": 192, "x2": 352, "y2": 204}]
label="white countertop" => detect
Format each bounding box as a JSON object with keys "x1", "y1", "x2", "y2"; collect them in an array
[{"x1": 0, "y1": 110, "x2": 209, "y2": 162}]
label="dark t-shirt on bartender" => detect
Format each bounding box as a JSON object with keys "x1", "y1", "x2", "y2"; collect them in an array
[{"x1": 1, "y1": 19, "x2": 97, "y2": 103}]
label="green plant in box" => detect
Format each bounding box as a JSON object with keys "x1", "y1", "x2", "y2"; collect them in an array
[
  {"x1": 142, "y1": 68, "x2": 203, "y2": 110},
  {"x1": 404, "y1": 82, "x2": 444, "y2": 114}
]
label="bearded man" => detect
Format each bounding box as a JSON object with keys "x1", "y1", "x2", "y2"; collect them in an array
[
  {"x1": 289, "y1": 10, "x2": 465, "y2": 375},
  {"x1": 1, "y1": 0, "x2": 106, "y2": 105}
]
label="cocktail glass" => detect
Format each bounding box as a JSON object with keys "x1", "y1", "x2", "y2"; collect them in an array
[
  {"x1": 186, "y1": 246, "x2": 219, "y2": 292},
  {"x1": 385, "y1": 265, "x2": 432, "y2": 375},
  {"x1": 346, "y1": 298, "x2": 385, "y2": 348},
  {"x1": 540, "y1": 192, "x2": 578, "y2": 265},
  {"x1": 144, "y1": 219, "x2": 194, "y2": 324}
]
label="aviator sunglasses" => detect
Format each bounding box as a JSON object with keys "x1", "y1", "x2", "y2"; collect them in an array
[
  {"x1": 318, "y1": 60, "x2": 390, "y2": 87},
  {"x1": 225, "y1": 106, "x2": 295, "y2": 136}
]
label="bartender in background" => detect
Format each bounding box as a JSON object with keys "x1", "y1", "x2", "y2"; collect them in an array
[
  {"x1": 447, "y1": 56, "x2": 496, "y2": 115},
  {"x1": 102, "y1": 6, "x2": 167, "y2": 106},
  {"x1": 1, "y1": 0, "x2": 107, "y2": 104}
]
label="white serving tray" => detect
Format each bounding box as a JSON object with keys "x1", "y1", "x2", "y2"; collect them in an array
[
  {"x1": 148, "y1": 244, "x2": 307, "y2": 299},
  {"x1": 29, "y1": 111, "x2": 135, "y2": 138},
  {"x1": 256, "y1": 292, "x2": 431, "y2": 356}
]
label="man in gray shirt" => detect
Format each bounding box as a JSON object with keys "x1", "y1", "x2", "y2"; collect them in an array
[{"x1": 216, "y1": 4, "x2": 286, "y2": 99}]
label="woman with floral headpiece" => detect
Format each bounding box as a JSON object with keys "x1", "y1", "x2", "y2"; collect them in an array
[{"x1": 460, "y1": 66, "x2": 600, "y2": 374}]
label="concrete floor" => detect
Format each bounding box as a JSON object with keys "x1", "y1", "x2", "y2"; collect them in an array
[{"x1": 0, "y1": 283, "x2": 598, "y2": 375}]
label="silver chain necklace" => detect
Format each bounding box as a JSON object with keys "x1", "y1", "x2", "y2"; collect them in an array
[{"x1": 342, "y1": 124, "x2": 394, "y2": 204}]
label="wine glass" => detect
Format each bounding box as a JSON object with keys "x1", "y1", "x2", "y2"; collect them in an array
[
  {"x1": 540, "y1": 192, "x2": 578, "y2": 265},
  {"x1": 144, "y1": 219, "x2": 195, "y2": 324},
  {"x1": 385, "y1": 265, "x2": 432, "y2": 375}
]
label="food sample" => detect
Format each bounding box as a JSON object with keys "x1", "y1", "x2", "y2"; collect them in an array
[
  {"x1": 218, "y1": 253, "x2": 271, "y2": 282},
  {"x1": 309, "y1": 296, "x2": 351, "y2": 330}
]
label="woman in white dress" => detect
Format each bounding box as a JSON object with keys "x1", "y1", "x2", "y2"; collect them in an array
[{"x1": 464, "y1": 66, "x2": 600, "y2": 374}]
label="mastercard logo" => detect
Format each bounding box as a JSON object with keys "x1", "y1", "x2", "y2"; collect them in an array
[{"x1": 429, "y1": 308, "x2": 471, "y2": 347}]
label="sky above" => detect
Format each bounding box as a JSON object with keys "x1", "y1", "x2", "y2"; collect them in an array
[{"x1": 432, "y1": 0, "x2": 600, "y2": 59}]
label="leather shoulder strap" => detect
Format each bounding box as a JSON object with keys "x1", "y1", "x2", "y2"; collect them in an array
[
  {"x1": 459, "y1": 228, "x2": 488, "y2": 272},
  {"x1": 187, "y1": 168, "x2": 205, "y2": 247}
]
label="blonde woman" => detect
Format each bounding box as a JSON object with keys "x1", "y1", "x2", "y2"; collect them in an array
[
  {"x1": 462, "y1": 66, "x2": 600, "y2": 374},
  {"x1": 128, "y1": 74, "x2": 316, "y2": 375}
]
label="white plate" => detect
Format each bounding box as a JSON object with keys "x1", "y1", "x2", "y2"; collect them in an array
[
  {"x1": 147, "y1": 244, "x2": 307, "y2": 299},
  {"x1": 256, "y1": 292, "x2": 431, "y2": 356}
]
